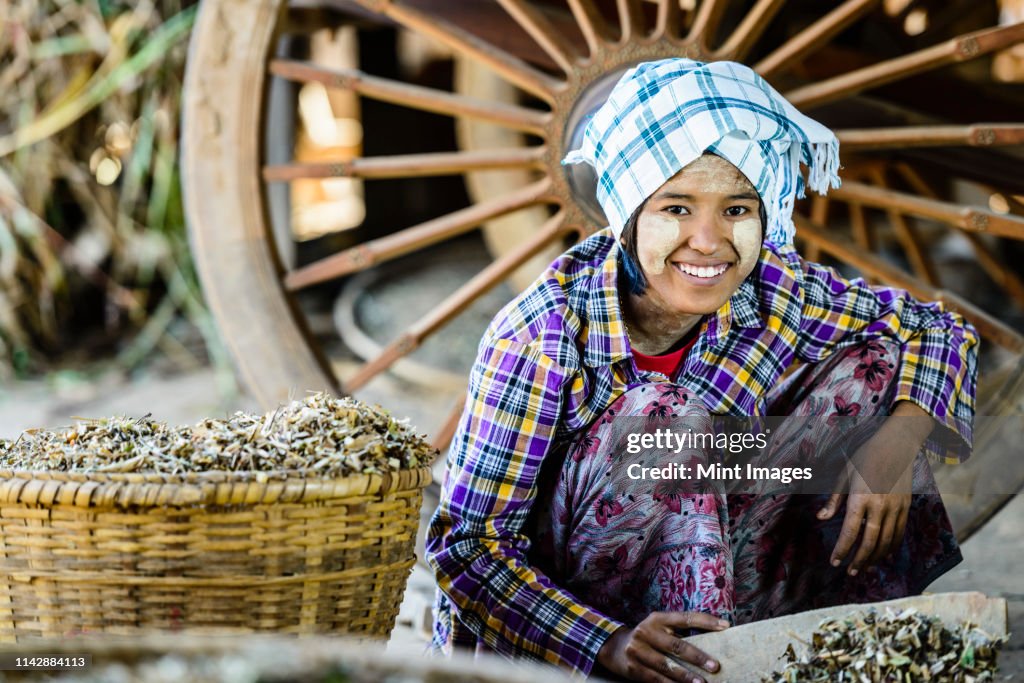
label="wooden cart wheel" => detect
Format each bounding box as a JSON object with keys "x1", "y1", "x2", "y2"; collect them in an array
[{"x1": 182, "y1": 0, "x2": 1024, "y2": 539}]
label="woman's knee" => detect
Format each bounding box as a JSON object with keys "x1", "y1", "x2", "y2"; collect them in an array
[
  {"x1": 559, "y1": 383, "x2": 712, "y2": 495},
  {"x1": 776, "y1": 338, "x2": 903, "y2": 413}
]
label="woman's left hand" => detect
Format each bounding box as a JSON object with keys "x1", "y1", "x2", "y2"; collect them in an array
[
  {"x1": 816, "y1": 401, "x2": 932, "y2": 576},
  {"x1": 817, "y1": 466, "x2": 912, "y2": 576}
]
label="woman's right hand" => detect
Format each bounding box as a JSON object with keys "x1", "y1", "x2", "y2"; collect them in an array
[{"x1": 596, "y1": 612, "x2": 729, "y2": 683}]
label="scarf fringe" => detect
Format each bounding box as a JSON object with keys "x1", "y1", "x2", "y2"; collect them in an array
[{"x1": 807, "y1": 139, "x2": 841, "y2": 195}]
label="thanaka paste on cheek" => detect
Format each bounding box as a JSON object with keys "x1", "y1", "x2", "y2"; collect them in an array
[
  {"x1": 733, "y1": 217, "x2": 761, "y2": 265},
  {"x1": 637, "y1": 213, "x2": 679, "y2": 275}
]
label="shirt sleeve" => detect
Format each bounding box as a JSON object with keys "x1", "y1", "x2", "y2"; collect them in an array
[
  {"x1": 425, "y1": 334, "x2": 623, "y2": 676},
  {"x1": 786, "y1": 249, "x2": 979, "y2": 464}
]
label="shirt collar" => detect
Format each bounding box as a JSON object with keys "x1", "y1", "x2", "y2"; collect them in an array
[
  {"x1": 583, "y1": 241, "x2": 632, "y2": 368},
  {"x1": 583, "y1": 240, "x2": 767, "y2": 366},
  {"x1": 707, "y1": 276, "x2": 764, "y2": 348}
]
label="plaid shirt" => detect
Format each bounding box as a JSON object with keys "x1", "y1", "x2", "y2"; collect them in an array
[{"x1": 425, "y1": 229, "x2": 978, "y2": 677}]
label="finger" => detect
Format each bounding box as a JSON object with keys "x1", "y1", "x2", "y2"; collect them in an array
[
  {"x1": 655, "y1": 611, "x2": 730, "y2": 634},
  {"x1": 848, "y1": 505, "x2": 883, "y2": 575},
  {"x1": 890, "y1": 503, "x2": 910, "y2": 561},
  {"x1": 867, "y1": 508, "x2": 897, "y2": 567},
  {"x1": 632, "y1": 642, "x2": 702, "y2": 683},
  {"x1": 818, "y1": 493, "x2": 843, "y2": 520},
  {"x1": 641, "y1": 625, "x2": 721, "y2": 674},
  {"x1": 831, "y1": 498, "x2": 866, "y2": 567},
  {"x1": 619, "y1": 638, "x2": 678, "y2": 683}
]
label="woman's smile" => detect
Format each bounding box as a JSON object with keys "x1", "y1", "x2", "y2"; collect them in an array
[
  {"x1": 627, "y1": 153, "x2": 763, "y2": 319},
  {"x1": 672, "y1": 260, "x2": 732, "y2": 286}
]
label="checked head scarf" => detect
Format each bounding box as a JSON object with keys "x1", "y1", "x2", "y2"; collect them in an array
[{"x1": 562, "y1": 59, "x2": 841, "y2": 246}]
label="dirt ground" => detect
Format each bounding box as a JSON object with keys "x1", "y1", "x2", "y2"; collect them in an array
[{"x1": 1, "y1": 364, "x2": 1020, "y2": 679}]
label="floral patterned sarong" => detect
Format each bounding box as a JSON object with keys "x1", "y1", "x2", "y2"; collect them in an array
[{"x1": 528, "y1": 340, "x2": 961, "y2": 628}]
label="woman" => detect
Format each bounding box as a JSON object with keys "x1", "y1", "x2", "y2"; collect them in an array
[{"x1": 425, "y1": 59, "x2": 977, "y2": 682}]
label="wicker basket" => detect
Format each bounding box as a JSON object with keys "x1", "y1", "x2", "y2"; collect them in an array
[{"x1": 0, "y1": 465, "x2": 432, "y2": 642}]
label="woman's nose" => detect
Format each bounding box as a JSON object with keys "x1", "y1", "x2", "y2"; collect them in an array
[{"x1": 686, "y1": 214, "x2": 724, "y2": 254}]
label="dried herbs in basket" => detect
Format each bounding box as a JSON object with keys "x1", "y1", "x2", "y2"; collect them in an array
[
  {"x1": 762, "y1": 607, "x2": 1007, "y2": 682},
  {"x1": 0, "y1": 392, "x2": 437, "y2": 476}
]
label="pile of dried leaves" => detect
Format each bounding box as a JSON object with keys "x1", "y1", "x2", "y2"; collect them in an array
[
  {"x1": 0, "y1": 392, "x2": 437, "y2": 476},
  {"x1": 763, "y1": 607, "x2": 1007, "y2": 683}
]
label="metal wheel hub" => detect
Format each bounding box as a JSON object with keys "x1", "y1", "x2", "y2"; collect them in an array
[
  {"x1": 544, "y1": 33, "x2": 714, "y2": 235},
  {"x1": 559, "y1": 63, "x2": 637, "y2": 227}
]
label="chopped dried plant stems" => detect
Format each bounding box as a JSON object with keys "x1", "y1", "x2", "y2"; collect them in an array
[
  {"x1": 763, "y1": 607, "x2": 1007, "y2": 682},
  {"x1": 0, "y1": 393, "x2": 438, "y2": 477}
]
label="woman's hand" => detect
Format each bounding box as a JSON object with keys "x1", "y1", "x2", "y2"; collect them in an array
[
  {"x1": 817, "y1": 467, "x2": 912, "y2": 576},
  {"x1": 597, "y1": 612, "x2": 729, "y2": 683},
  {"x1": 817, "y1": 401, "x2": 932, "y2": 575}
]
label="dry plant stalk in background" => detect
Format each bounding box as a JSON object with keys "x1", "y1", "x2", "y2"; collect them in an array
[{"x1": 0, "y1": 0, "x2": 229, "y2": 380}]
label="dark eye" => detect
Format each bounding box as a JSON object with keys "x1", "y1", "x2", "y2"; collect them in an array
[
  {"x1": 665, "y1": 205, "x2": 690, "y2": 215},
  {"x1": 725, "y1": 206, "x2": 750, "y2": 217}
]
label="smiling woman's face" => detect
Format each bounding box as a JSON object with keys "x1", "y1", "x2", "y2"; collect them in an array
[{"x1": 630, "y1": 153, "x2": 763, "y2": 317}]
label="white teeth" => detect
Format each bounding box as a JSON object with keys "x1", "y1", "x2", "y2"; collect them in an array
[{"x1": 677, "y1": 263, "x2": 728, "y2": 278}]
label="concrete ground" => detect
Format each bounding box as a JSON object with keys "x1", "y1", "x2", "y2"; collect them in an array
[{"x1": 0, "y1": 364, "x2": 1020, "y2": 678}]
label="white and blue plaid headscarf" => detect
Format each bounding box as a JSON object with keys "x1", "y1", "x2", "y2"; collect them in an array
[{"x1": 562, "y1": 59, "x2": 841, "y2": 246}]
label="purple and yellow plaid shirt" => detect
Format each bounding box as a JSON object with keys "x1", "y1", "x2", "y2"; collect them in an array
[{"x1": 425, "y1": 229, "x2": 978, "y2": 677}]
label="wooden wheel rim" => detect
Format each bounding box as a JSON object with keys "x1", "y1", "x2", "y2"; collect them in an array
[
  {"x1": 183, "y1": 0, "x2": 1024, "y2": 400},
  {"x1": 183, "y1": 1, "x2": 338, "y2": 402},
  {"x1": 183, "y1": 0, "x2": 1024, "y2": 534}
]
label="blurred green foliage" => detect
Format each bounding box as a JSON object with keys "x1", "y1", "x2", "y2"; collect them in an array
[{"x1": 0, "y1": 0, "x2": 228, "y2": 380}]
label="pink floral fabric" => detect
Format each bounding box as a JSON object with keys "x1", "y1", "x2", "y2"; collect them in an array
[{"x1": 528, "y1": 339, "x2": 960, "y2": 628}]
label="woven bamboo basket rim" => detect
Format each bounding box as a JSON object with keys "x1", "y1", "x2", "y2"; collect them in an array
[
  {"x1": 0, "y1": 465, "x2": 433, "y2": 507},
  {"x1": 0, "y1": 633, "x2": 582, "y2": 682},
  {"x1": 2, "y1": 557, "x2": 417, "y2": 585}
]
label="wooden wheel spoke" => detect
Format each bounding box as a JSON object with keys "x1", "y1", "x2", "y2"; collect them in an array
[
  {"x1": 866, "y1": 168, "x2": 940, "y2": 286},
  {"x1": 831, "y1": 180, "x2": 1024, "y2": 240},
  {"x1": 348, "y1": 0, "x2": 562, "y2": 102},
  {"x1": 496, "y1": 0, "x2": 578, "y2": 75},
  {"x1": 615, "y1": 0, "x2": 647, "y2": 43},
  {"x1": 1005, "y1": 193, "x2": 1024, "y2": 217},
  {"x1": 795, "y1": 215, "x2": 1024, "y2": 353},
  {"x1": 343, "y1": 211, "x2": 570, "y2": 393},
  {"x1": 268, "y1": 59, "x2": 547, "y2": 134},
  {"x1": 838, "y1": 124, "x2": 1024, "y2": 151},
  {"x1": 716, "y1": 0, "x2": 786, "y2": 61},
  {"x1": 961, "y1": 231, "x2": 1024, "y2": 309},
  {"x1": 567, "y1": 0, "x2": 613, "y2": 56},
  {"x1": 263, "y1": 147, "x2": 546, "y2": 182},
  {"x1": 848, "y1": 201, "x2": 874, "y2": 253},
  {"x1": 688, "y1": 0, "x2": 728, "y2": 49},
  {"x1": 653, "y1": 0, "x2": 685, "y2": 41},
  {"x1": 894, "y1": 164, "x2": 1024, "y2": 308},
  {"x1": 804, "y1": 196, "x2": 829, "y2": 263},
  {"x1": 892, "y1": 162, "x2": 937, "y2": 199},
  {"x1": 786, "y1": 21, "x2": 1024, "y2": 110},
  {"x1": 431, "y1": 391, "x2": 468, "y2": 452},
  {"x1": 284, "y1": 178, "x2": 553, "y2": 290},
  {"x1": 889, "y1": 0, "x2": 925, "y2": 23},
  {"x1": 755, "y1": 0, "x2": 881, "y2": 78}
]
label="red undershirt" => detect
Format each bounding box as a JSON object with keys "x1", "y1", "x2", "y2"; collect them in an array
[{"x1": 632, "y1": 333, "x2": 699, "y2": 379}]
